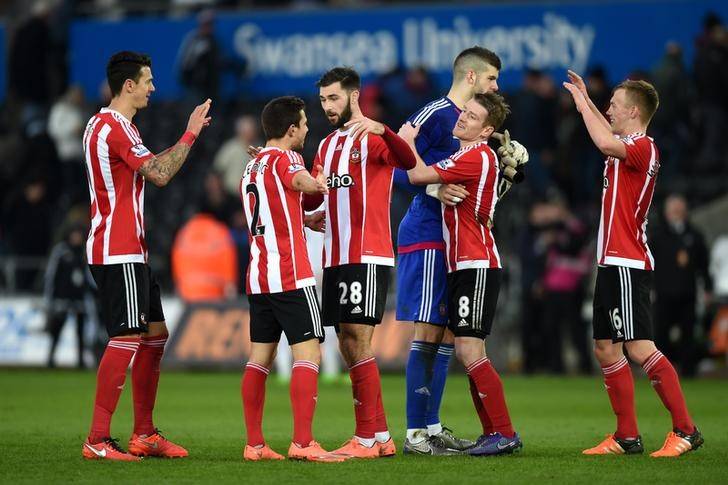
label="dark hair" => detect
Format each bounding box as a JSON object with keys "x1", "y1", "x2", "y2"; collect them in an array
[
  {"x1": 473, "y1": 92, "x2": 510, "y2": 130},
  {"x1": 615, "y1": 79, "x2": 659, "y2": 124},
  {"x1": 106, "y1": 51, "x2": 152, "y2": 97},
  {"x1": 261, "y1": 96, "x2": 306, "y2": 140},
  {"x1": 453, "y1": 46, "x2": 502, "y2": 81},
  {"x1": 316, "y1": 67, "x2": 360, "y2": 91}
]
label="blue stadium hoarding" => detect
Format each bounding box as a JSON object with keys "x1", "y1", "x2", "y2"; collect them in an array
[{"x1": 70, "y1": 0, "x2": 728, "y2": 100}]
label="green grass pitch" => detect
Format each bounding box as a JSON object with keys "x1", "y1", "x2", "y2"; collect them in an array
[{"x1": 1, "y1": 370, "x2": 726, "y2": 484}]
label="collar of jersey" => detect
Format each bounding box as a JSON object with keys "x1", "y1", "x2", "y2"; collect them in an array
[{"x1": 100, "y1": 107, "x2": 131, "y2": 124}]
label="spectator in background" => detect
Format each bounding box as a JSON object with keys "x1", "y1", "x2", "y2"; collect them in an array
[
  {"x1": 171, "y1": 205, "x2": 238, "y2": 302},
  {"x1": 651, "y1": 194, "x2": 713, "y2": 376},
  {"x1": 177, "y1": 9, "x2": 223, "y2": 101},
  {"x1": 650, "y1": 43, "x2": 694, "y2": 180},
  {"x1": 8, "y1": 1, "x2": 55, "y2": 110},
  {"x1": 540, "y1": 200, "x2": 593, "y2": 374},
  {"x1": 2, "y1": 174, "x2": 54, "y2": 290},
  {"x1": 377, "y1": 66, "x2": 439, "y2": 128},
  {"x1": 48, "y1": 85, "x2": 88, "y2": 207},
  {"x1": 693, "y1": 12, "x2": 728, "y2": 172},
  {"x1": 44, "y1": 222, "x2": 95, "y2": 368},
  {"x1": 200, "y1": 171, "x2": 240, "y2": 227},
  {"x1": 506, "y1": 69, "x2": 557, "y2": 196},
  {"x1": 213, "y1": 115, "x2": 261, "y2": 198},
  {"x1": 517, "y1": 201, "x2": 550, "y2": 373}
]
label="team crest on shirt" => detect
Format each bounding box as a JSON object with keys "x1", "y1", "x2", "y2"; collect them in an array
[
  {"x1": 131, "y1": 144, "x2": 151, "y2": 158},
  {"x1": 350, "y1": 148, "x2": 361, "y2": 164}
]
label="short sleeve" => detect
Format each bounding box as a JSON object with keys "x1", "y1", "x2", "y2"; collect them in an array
[
  {"x1": 622, "y1": 136, "x2": 653, "y2": 172},
  {"x1": 432, "y1": 152, "x2": 480, "y2": 184},
  {"x1": 276, "y1": 151, "x2": 307, "y2": 190},
  {"x1": 108, "y1": 123, "x2": 154, "y2": 171}
]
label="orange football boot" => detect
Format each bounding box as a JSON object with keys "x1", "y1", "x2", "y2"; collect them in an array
[
  {"x1": 650, "y1": 428, "x2": 704, "y2": 457},
  {"x1": 288, "y1": 441, "x2": 348, "y2": 462},
  {"x1": 128, "y1": 430, "x2": 188, "y2": 458},
  {"x1": 377, "y1": 438, "x2": 397, "y2": 457},
  {"x1": 243, "y1": 444, "x2": 285, "y2": 461},
  {"x1": 330, "y1": 437, "x2": 380, "y2": 459},
  {"x1": 83, "y1": 438, "x2": 141, "y2": 461},
  {"x1": 583, "y1": 434, "x2": 643, "y2": 455}
]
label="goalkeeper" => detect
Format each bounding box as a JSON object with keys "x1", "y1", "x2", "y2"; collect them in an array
[{"x1": 392, "y1": 45, "x2": 528, "y2": 456}]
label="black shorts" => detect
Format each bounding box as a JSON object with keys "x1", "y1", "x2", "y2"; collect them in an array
[
  {"x1": 89, "y1": 263, "x2": 165, "y2": 338},
  {"x1": 446, "y1": 268, "x2": 501, "y2": 339},
  {"x1": 321, "y1": 263, "x2": 390, "y2": 326},
  {"x1": 248, "y1": 286, "x2": 325, "y2": 345},
  {"x1": 592, "y1": 266, "x2": 653, "y2": 342}
]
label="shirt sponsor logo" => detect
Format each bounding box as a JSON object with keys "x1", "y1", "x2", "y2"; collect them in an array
[
  {"x1": 327, "y1": 173, "x2": 354, "y2": 189},
  {"x1": 131, "y1": 144, "x2": 151, "y2": 158}
]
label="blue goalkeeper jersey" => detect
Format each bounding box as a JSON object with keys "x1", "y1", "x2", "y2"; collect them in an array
[{"x1": 395, "y1": 97, "x2": 461, "y2": 252}]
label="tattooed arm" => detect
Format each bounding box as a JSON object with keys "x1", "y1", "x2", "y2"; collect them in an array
[{"x1": 138, "y1": 99, "x2": 212, "y2": 187}]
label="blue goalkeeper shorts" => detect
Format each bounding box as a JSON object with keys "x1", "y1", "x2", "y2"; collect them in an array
[{"x1": 396, "y1": 248, "x2": 448, "y2": 325}]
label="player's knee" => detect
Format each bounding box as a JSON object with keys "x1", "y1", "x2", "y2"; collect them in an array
[
  {"x1": 413, "y1": 322, "x2": 444, "y2": 343},
  {"x1": 593, "y1": 340, "x2": 621, "y2": 365},
  {"x1": 624, "y1": 340, "x2": 657, "y2": 365},
  {"x1": 454, "y1": 339, "x2": 485, "y2": 368},
  {"x1": 291, "y1": 339, "x2": 321, "y2": 366}
]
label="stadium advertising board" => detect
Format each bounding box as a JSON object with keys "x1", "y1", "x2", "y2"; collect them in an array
[
  {"x1": 70, "y1": 0, "x2": 728, "y2": 100},
  {"x1": 166, "y1": 301, "x2": 413, "y2": 368}
]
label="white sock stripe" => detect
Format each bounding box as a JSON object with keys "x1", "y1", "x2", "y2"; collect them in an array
[
  {"x1": 141, "y1": 340, "x2": 167, "y2": 346},
  {"x1": 350, "y1": 356, "x2": 376, "y2": 369},
  {"x1": 108, "y1": 340, "x2": 140, "y2": 348},
  {"x1": 602, "y1": 357, "x2": 628, "y2": 374},
  {"x1": 466, "y1": 357, "x2": 490, "y2": 373},
  {"x1": 411, "y1": 343, "x2": 437, "y2": 352},
  {"x1": 108, "y1": 342, "x2": 139, "y2": 351},
  {"x1": 122, "y1": 264, "x2": 133, "y2": 329},
  {"x1": 246, "y1": 362, "x2": 270, "y2": 375},
  {"x1": 437, "y1": 346, "x2": 454, "y2": 356},
  {"x1": 643, "y1": 351, "x2": 664, "y2": 372},
  {"x1": 293, "y1": 360, "x2": 320, "y2": 372}
]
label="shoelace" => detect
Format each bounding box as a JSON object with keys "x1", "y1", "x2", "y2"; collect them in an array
[{"x1": 104, "y1": 437, "x2": 125, "y2": 452}]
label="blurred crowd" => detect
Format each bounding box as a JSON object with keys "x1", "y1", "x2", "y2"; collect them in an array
[{"x1": 1, "y1": 2, "x2": 727, "y2": 374}]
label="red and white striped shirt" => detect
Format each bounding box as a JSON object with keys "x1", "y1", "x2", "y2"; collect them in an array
[
  {"x1": 312, "y1": 128, "x2": 404, "y2": 268},
  {"x1": 597, "y1": 133, "x2": 659, "y2": 270},
  {"x1": 83, "y1": 108, "x2": 154, "y2": 265},
  {"x1": 432, "y1": 141, "x2": 501, "y2": 272},
  {"x1": 242, "y1": 147, "x2": 316, "y2": 294}
]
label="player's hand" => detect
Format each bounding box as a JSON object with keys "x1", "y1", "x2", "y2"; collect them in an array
[
  {"x1": 492, "y1": 130, "x2": 529, "y2": 166},
  {"x1": 186, "y1": 98, "x2": 212, "y2": 136},
  {"x1": 344, "y1": 90, "x2": 385, "y2": 140},
  {"x1": 438, "y1": 184, "x2": 469, "y2": 206},
  {"x1": 314, "y1": 164, "x2": 328, "y2": 194},
  {"x1": 562, "y1": 82, "x2": 587, "y2": 111},
  {"x1": 567, "y1": 70, "x2": 589, "y2": 98},
  {"x1": 397, "y1": 121, "x2": 420, "y2": 145},
  {"x1": 304, "y1": 211, "x2": 326, "y2": 233},
  {"x1": 247, "y1": 145, "x2": 263, "y2": 158}
]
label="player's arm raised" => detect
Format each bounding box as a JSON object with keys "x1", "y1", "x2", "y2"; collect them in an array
[
  {"x1": 138, "y1": 99, "x2": 212, "y2": 187},
  {"x1": 343, "y1": 91, "x2": 416, "y2": 169},
  {"x1": 398, "y1": 122, "x2": 442, "y2": 185},
  {"x1": 563, "y1": 82, "x2": 626, "y2": 159},
  {"x1": 567, "y1": 70, "x2": 612, "y2": 133}
]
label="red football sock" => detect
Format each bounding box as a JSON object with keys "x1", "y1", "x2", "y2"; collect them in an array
[
  {"x1": 242, "y1": 362, "x2": 269, "y2": 447},
  {"x1": 601, "y1": 357, "x2": 639, "y2": 439},
  {"x1": 349, "y1": 357, "x2": 379, "y2": 439},
  {"x1": 132, "y1": 334, "x2": 167, "y2": 436},
  {"x1": 642, "y1": 351, "x2": 695, "y2": 434},
  {"x1": 88, "y1": 337, "x2": 140, "y2": 443},
  {"x1": 373, "y1": 364, "x2": 389, "y2": 435},
  {"x1": 466, "y1": 358, "x2": 514, "y2": 438},
  {"x1": 468, "y1": 374, "x2": 493, "y2": 434},
  {"x1": 291, "y1": 361, "x2": 319, "y2": 446}
]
